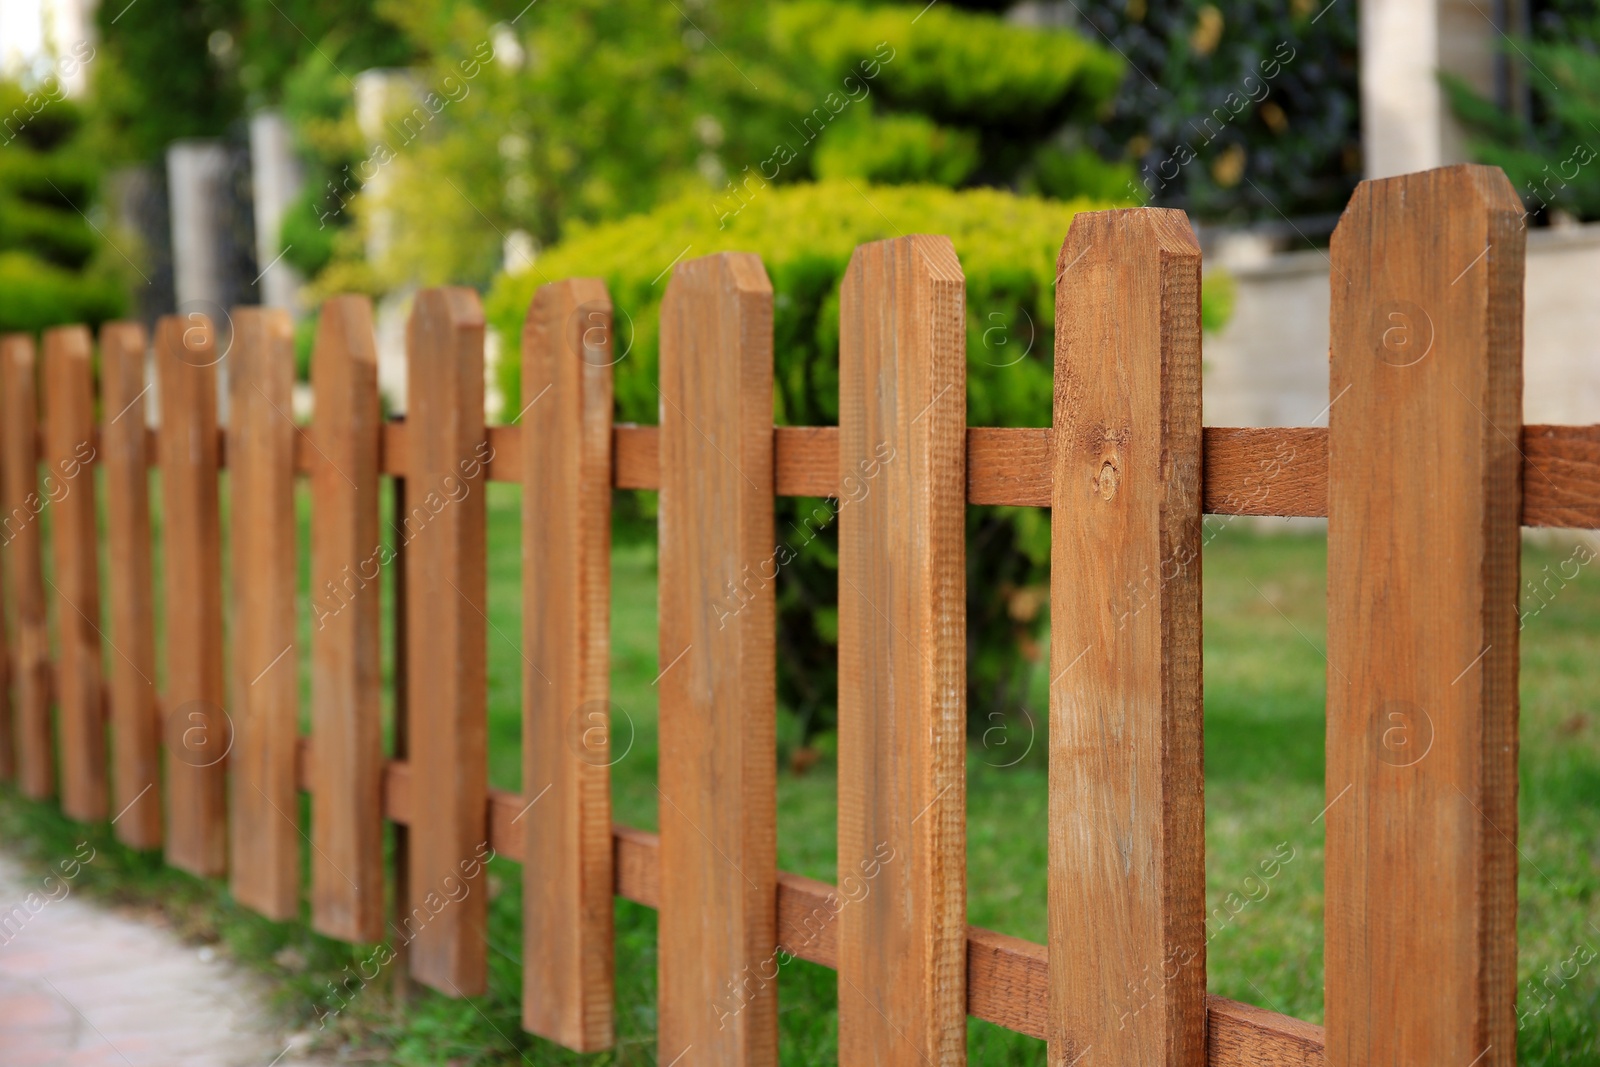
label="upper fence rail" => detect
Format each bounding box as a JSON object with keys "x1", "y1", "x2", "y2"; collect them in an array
[{"x1": 15, "y1": 420, "x2": 1600, "y2": 525}]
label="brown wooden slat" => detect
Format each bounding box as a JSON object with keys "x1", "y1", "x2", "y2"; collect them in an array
[
  {"x1": 776, "y1": 870, "x2": 844, "y2": 966},
  {"x1": 131, "y1": 418, "x2": 1600, "y2": 527},
  {"x1": 155, "y1": 314, "x2": 228, "y2": 876},
  {"x1": 2, "y1": 334, "x2": 51, "y2": 798},
  {"x1": 404, "y1": 288, "x2": 489, "y2": 995},
  {"x1": 612, "y1": 424, "x2": 656, "y2": 489},
  {"x1": 613, "y1": 824, "x2": 660, "y2": 908},
  {"x1": 967, "y1": 426, "x2": 1048, "y2": 506},
  {"x1": 42, "y1": 326, "x2": 107, "y2": 820},
  {"x1": 657, "y1": 252, "x2": 777, "y2": 1066},
  {"x1": 1326, "y1": 164, "x2": 1522, "y2": 1066},
  {"x1": 100, "y1": 322, "x2": 161, "y2": 847},
  {"x1": 308, "y1": 296, "x2": 387, "y2": 943},
  {"x1": 227, "y1": 308, "x2": 300, "y2": 920},
  {"x1": 1050, "y1": 209, "x2": 1208, "y2": 1066},
  {"x1": 968, "y1": 928, "x2": 1047, "y2": 1037},
  {"x1": 520, "y1": 278, "x2": 616, "y2": 1051},
  {"x1": 1521, "y1": 424, "x2": 1600, "y2": 527},
  {"x1": 1202, "y1": 427, "x2": 1329, "y2": 518},
  {"x1": 837, "y1": 234, "x2": 968, "y2": 1065},
  {"x1": 1208, "y1": 998, "x2": 1325, "y2": 1067}
]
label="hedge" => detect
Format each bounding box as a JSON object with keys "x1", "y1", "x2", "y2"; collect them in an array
[{"x1": 486, "y1": 181, "x2": 1228, "y2": 752}]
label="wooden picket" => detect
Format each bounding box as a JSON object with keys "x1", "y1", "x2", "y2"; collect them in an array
[
  {"x1": 42, "y1": 325, "x2": 106, "y2": 822},
  {"x1": 308, "y1": 295, "x2": 387, "y2": 943},
  {"x1": 227, "y1": 307, "x2": 301, "y2": 919},
  {"x1": 1050, "y1": 209, "x2": 1207, "y2": 1066},
  {"x1": 657, "y1": 252, "x2": 778, "y2": 1065},
  {"x1": 155, "y1": 313, "x2": 228, "y2": 876},
  {"x1": 1325, "y1": 165, "x2": 1524, "y2": 1065},
  {"x1": 520, "y1": 278, "x2": 616, "y2": 1049},
  {"x1": 8, "y1": 162, "x2": 1600, "y2": 1066},
  {"x1": 837, "y1": 235, "x2": 968, "y2": 1065},
  {"x1": 2, "y1": 333, "x2": 51, "y2": 800},
  {"x1": 403, "y1": 287, "x2": 489, "y2": 994},
  {"x1": 100, "y1": 321, "x2": 160, "y2": 847}
]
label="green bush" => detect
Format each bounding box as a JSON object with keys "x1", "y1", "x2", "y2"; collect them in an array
[
  {"x1": 0, "y1": 252, "x2": 125, "y2": 333},
  {"x1": 0, "y1": 80, "x2": 127, "y2": 332},
  {"x1": 772, "y1": 1, "x2": 1124, "y2": 125},
  {"x1": 488, "y1": 181, "x2": 1231, "y2": 744},
  {"x1": 813, "y1": 111, "x2": 980, "y2": 186}
]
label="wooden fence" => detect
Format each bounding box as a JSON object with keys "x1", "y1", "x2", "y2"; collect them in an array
[{"x1": 1, "y1": 163, "x2": 1597, "y2": 1065}]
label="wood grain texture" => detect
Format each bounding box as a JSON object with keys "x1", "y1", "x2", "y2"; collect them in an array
[
  {"x1": 656, "y1": 252, "x2": 777, "y2": 1067},
  {"x1": 837, "y1": 235, "x2": 967, "y2": 1066},
  {"x1": 1049, "y1": 208, "x2": 1207, "y2": 1067},
  {"x1": 1521, "y1": 424, "x2": 1600, "y2": 526},
  {"x1": 155, "y1": 313, "x2": 228, "y2": 876},
  {"x1": 520, "y1": 279, "x2": 616, "y2": 1050},
  {"x1": 620, "y1": 424, "x2": 1328, "y2": 515},
  {"x1": 42, "y1": 326, "x2": 107, "y2": 820},
  {"x1": 1326, "y1": 165, "x2": 1523, "y2": 1067},
  {"x1": 2, "y1": 334, "x2": 53, "y2": 798},
  {"x1": 227, "y1": 308, "x2": 300, "y2": 920},
  {"x1": 308, "y1": 295, "x2": 386, "y2": 943},
  {"x1": 100, "y1": 322, "x2": 161, "y2": 847},
  {"x1": 1201, "y1": 427, "x2": 1328, "y2": 518},
  {"x1": 1207, "y1": 998, "x2": 1324, "y2": 1067},
  {"x1": 404, "y1": 288, "x2": 489, "y2": 994}
]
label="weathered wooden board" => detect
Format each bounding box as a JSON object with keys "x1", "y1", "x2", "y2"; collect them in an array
[
  {"x1": 656, "y1": 252, "x2": 777, "y2": 1066},
  {"x1": 1049, "y1": 208, "x2": 1207, "y2": 1066},
  {"x1": 227, "y1": 307, "x2": 301, "y2": 919},
  {"x1": 403, "y1": 288, "x2": 489, "y2": 993},
  {"x1": 837, "y1": 234, "x2": 968, "y2": 1065},
  {"x1": 42, "y1": 325, "x2": 106, "y2": 820},
  {"x1": 2, "y1": 334, "x2": 53, "y2": 799},
  {"x1": 520, "y1": 279, "x2": 615, "y2": 1049},
  {"x1": 100, "y1": 322, "x2": 162, "y2": 847},
  {"x1": 308, "y1": 295, "x2": 387, "y2": 943},
  {"x1": 155, "y1": 314, "x2": 228, "y2": 876},
  {"x1": 1325, "y1": 164, "x2": 1523, "y2": 1067}
]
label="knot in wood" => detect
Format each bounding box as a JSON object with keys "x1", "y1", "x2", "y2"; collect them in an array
[{"x1": 1096, "y1": 458, "x2": 1119, "y2": 502}]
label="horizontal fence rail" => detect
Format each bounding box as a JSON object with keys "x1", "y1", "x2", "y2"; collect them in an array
[
  {"x1": 14, "y1": 421, "x2": 1600, "y2": 525},
  {"x1": 0, "y1": 164, "x2": 1582, "y2": 1066}
]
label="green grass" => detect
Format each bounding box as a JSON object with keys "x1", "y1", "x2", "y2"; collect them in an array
[{"x1": 3, "y1": 487, "x2": 1597, "y2": 1064}]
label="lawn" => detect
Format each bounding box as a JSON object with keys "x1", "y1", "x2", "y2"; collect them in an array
[{"x1": 2, "y1": 481, "x2": 1597, "y2": 1064}]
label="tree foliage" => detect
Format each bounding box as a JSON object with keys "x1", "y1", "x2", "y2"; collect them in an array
[
  {"x1": 0, "y1": 79, "x2": 127, "y2": 332},
  {"x1": 1081, "y1": 0, "x2": 1361, "y2": 220},
  {"x1": 1445, "y1": 9, "x2": 1600, "y2": 221},
  {"x1": 287, "y1": 0, "x2": 1133, "y2": 293}
]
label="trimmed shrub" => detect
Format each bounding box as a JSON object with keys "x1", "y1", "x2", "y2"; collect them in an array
[{"x1": 488, "y1": 181, "x2": 1231, "y2": 752}]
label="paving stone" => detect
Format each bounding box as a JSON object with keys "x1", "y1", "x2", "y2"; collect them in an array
[{"x1": 0, "y1": 853, "x2": 335, "y2": 1067}]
